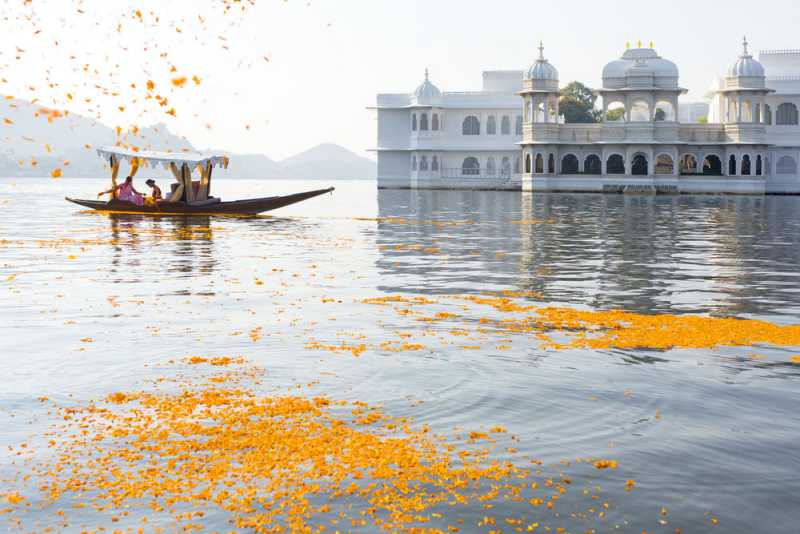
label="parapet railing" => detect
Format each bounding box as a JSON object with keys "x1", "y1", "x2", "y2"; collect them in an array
[
  {"x1": 435, "y1": 168, "x2": 519, "y2": 182},
  {"x1": 760, "y1": 49, "x2": 800, "y2": 55}
]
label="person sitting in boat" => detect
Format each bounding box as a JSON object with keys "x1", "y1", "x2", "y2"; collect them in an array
[
  {"x1": 98, "y1": 176, "x2": 143, "y2": 206},
  {"x1": 144, "y1": 179, "x2": 162, "y2": 204}
]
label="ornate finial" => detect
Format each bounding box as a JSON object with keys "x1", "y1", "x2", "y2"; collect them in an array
[
  {"x1": 637, "y1": 40, "x2": 642, "y2": 48},
  {"x1": 625, "y1": 41, "x2": 630, "y2": 49},
  {"x1": 424, "y1": 68, "x2": 429, "y2": 81},
  {"x1": 742, "y1": 35, "x2": 750, "y2": 56},
  {"x1": 538, "y1": 41, "x2": 545, "y2": 60},
  {"x1": 649, "y1": 40, "x2": 654, "y2": 49}
]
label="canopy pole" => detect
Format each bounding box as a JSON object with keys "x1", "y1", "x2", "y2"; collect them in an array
[
  {"x1": 110, "y1": 155, "x2": 120, "y2": 199},
  {"x1": 207, "y1": 162, "x2": 213, "y2": 199},
  {"x1": 129, "y1": 157, "x2": 140, "y2": 179},
  {"x1": 169, "y1": 162, "x2": 182, "y2": 182},
  {"x1": 181, "y1": 163, "x2": 195, "y2": 203},
  {"x1": 196, "y1": 164, "x2": 208, "y2": 202}
]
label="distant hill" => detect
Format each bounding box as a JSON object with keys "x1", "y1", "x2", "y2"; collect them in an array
[
  {"x1": 277, "y1": 143, "x2": 375, "y2": 181},
  {"x1": 0, "y1": 97, "x2": 374, "y2": 180}
]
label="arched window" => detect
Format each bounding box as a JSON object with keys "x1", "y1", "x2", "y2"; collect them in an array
[
  {"x1": 776, "y1": 155, "x2": 798, "y2": 175},
  {"x1": 486, "y1": 115, "x2": 497, "y2": 135},
  {"x1": 630, "y1": 100, "x2": 651, "y2": 122},
  {"x1": 654, "y1": 154, "x2": 674, "y2": 175},
  {"x1": 501, "y1": 116, "x2": 511, "y2": 135},
  {"x1": 432, "y1": 113, "x2": 439, "y2": 131},
  {"x1": 763, "y1": 104, "x2": 772, "y2": 125},
  {"x1": 515, "y1": 116, "x2": 523, "y2": 135},
  {"x1": 462, "y1": 157, "x2": 480, "y2": 175},
  {"x1": 515, "y1": 155, "x2": 521, "y2": 174},
  {"x1": 584, "y1": 155, "x2": 601, "y2": 175},
  {"x1": 535, "y1": 154, "x2": 544, "y2": 174},
  {"x1": 411, "y1": 155, "x2": 417, "y2": 171},
  {"x1": 536, "y1": 102, "x2": 546, "y2": 123},
  {"x1": 728, "y1": 100, "x2": 738, "y2": 123},
  {"x1": 680, "y1": 154, "x2": 698, "y2": 174},
  {"x1": 487, "y1": 157, "x2": 496, "y2": 175},
  {"x1": 431, "y1": 155, "x2": 439, "y2": 171},
  {"x1": 420, "y1": 113, "x2": 429, "y2": 131},
  {"x1": 411, "y1": 114, "x2": 417, "y2": 131},
  {"x1": 561, "y1": 154, "x2": 579, "y2": 174},
  {"x1": 703, "y1": 155, "x2": 723, "y2": 176},
  {"x1": 741, "y1": 155, "x2": 752, "y2": 176},
  {"x1": 525, "y1": 154, "x2": 532, "y2": 174},
  {"x1": 547, "y1": 154, "x2": 555, "y2": 174},
  {"x1": 606, "y1": 102, "x2": 626, "y2": 122},
  {"x1": 420, "y1": 155, "x2": 428, "y2": 171},
  {"x1": 729, "y1": 155, "x2": 737, "y2": 176},
  {"x1": 462, "y1": 116, "x2": 480, "y2": 135},
  {"x1": 501, "y1": 156, "x2": 511, "y2": 176},
  {"x1": 607, "y1": 154, "x2": 625, "y2": 174},
  {"x1": 741, "y1": 101, "x2": 753, "y2": 123},
  {"x1": 776, "y1": 103, "x2": 799, "y2": 125},
  {"x1": 756, "y1": 155, "x2": 762, "y2": 176},
  {"x1": 632, "y1": 154, "x2": 648, "y2": 175},
  {"x1": 654, "y1": 101, "x2": 675, "y2": 122}
]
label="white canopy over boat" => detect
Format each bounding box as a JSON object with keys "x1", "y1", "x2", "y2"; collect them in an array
[
  {"x1": 96, "y1": 146, "x2": 230, "y2": 203},
  {"x1": 96, "y1": 146, "x2": 230, "y2": 170}
]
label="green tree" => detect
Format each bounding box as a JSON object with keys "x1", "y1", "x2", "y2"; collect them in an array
[
  {"x1": 655, "y1": 108, "x2": 666, "y2": 121},
  {"x1": 606, "y1": 108, "x2": 626, "y2": 122},
  {"x1": 559, "y1": 81, "x2": 601, "y2": 123},
  {"x1": 697, "y1": 115, "x2": 708, "y2": 124}
]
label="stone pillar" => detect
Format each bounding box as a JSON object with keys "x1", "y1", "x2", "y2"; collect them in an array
[
  {"x1": 673, "y1": 96, "x2": 680, "y2": 123},
  {"x1": 737, "y1": 95, "x2": 743, "y2": 123},
  {"x1": 625, "y1": 149, "x2": 632, "y2": 175},
  {"x1": 624, "y1": 95, "x2": 630, "y2": 123},
  {"x1": 543, "y1": 96, "x2": 549, "y2": 124}
]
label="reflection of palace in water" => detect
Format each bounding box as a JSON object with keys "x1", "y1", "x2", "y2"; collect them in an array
[{"x1": 374, "y1": 190, "x2": 800, "y2": 317}]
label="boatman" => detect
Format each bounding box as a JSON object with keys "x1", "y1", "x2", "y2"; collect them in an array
[{"x1": 145, "y1": 179, "x2": 163, "y2": 203}]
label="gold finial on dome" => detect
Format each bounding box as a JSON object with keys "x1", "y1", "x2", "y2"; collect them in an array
[
  {"x1": 637, "y1": 40, "x2": 642, "y2": 48},
  {"x1": 649, "y1": 40, "x2": 654, "y2": 49},
  {"x1": 742, "y1": 35, "x2": 750, "y2": 56},
  {"x1": 626, "y1": 41, "x2": 630, "y2": 49}
]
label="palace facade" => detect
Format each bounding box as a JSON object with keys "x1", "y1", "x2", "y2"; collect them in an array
[{"x1": 371, "y1": 39, "x2": 800, "y2": 194}]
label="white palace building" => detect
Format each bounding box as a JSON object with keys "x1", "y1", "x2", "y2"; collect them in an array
[{"x1": 371, "y1": 39, "x2": 800, "y2": 194}]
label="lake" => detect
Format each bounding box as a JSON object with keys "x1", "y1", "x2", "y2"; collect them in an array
[{"x1": 1, "y1": 177, "x2": 799, "y2": 533}]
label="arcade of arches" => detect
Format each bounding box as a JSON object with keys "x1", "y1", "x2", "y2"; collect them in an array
[{"x1": 522, "y1": 150, "x2": 771, "y2": 177}]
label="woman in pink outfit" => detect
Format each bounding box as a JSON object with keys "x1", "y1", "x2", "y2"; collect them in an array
[{"x1": 99, "y1": 176, "x2": 143, "y2": 206}]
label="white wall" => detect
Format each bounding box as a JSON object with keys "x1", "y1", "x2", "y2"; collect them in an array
[
  {"x1": 377, "y1": 109, "x2": 411, "y2": 149},
  {"x1": 377, "y1": 152, "x2": 410, "y2": 188}
]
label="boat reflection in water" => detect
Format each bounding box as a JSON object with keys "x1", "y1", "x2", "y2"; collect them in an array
[
  {"x1": 375, "y1": 189, "x2": 800, "y2": 319},
  {"x1": 106, "y1": 214, "x2": 219, "y2": 288}
]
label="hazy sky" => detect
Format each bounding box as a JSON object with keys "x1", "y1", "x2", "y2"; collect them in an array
[{"x1": 2, "y1": 0, "x2": 799, "y2": 160}]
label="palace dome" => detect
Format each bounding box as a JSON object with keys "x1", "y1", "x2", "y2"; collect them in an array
[
  {"x1": 413, "y1": 69, "x2": 442, "y2": 105},
  {"x1": 602, "y1": 46, "x2": 679, "y2": 89},
  {"x1": 526, "y1": 42, "x2": 558, "y2": 81},
  {"x1": 728, "y1": 37, "x2": 765, "y2": 78}
]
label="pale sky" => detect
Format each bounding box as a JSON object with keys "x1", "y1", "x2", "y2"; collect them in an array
[{"x1": 1, "y1": 0, "x2": 799, "y2": 160}]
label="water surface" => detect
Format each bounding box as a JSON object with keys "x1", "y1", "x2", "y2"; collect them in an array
[{"x1": 1, "y1": 178, "x2": 799, "y2": 533}]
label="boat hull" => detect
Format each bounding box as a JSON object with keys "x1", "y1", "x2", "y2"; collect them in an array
[{"x1": 66, "y1": 187, "x2": 335, "y2": 215}]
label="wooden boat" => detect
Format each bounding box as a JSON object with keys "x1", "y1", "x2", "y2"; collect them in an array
[{"x1": 66, "y1": 146, "x2": 335, "y2": 215}]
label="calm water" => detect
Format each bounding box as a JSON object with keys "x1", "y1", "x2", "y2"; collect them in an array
[{"x1": 2, "y1": 177, "x2": 800, "y2": 533}]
